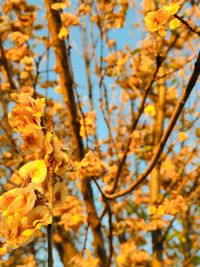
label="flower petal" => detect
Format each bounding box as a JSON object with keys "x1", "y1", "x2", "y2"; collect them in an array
[{"x1": 19, "y1": 160, "x2": 47, "y2": 184}]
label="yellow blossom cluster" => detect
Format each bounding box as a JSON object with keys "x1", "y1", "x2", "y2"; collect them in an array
[
  {"x1": 116, "y1": 241, "x2": 150, "y2": 267},
  {"x1": 69, "y1": 250, "x2": 99, "y2": 267},
  {"x1": 149, "y1": 195, "x2": 187, "y2": 217},
  {"x1": 0, "y1": 183, "x2": 51, "y2": 249},
  {"x1": 9, "y1": 31, "x2": 29, "y2": 47},
  {"x1": 57, "y1": 9, "x2": 80, "y2": 39},
  {"x1": 145, "y1": 3, "x2": 180, "y2": 36},
  {"x1": 54, "y1": 196, "x2": 86, "y2": 231},
  {"x1": 76, "y1": 151, "x2": 108, "y2": 180},
  {"x1": 80, "y1": 111, "x2": 96, "y2": 138},
  {"x1": 0, "y1": 92, "x2": 70, "y2": 250},
  {"x1": 8, "y1": 92, "x2": 45, "y2": 153},
  {"x1": 8, "y1": 93, "x2": 71, "y2": 174}
]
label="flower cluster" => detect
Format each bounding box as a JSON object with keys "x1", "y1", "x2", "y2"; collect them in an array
[
  {"x1": 0, "y1": 93, "x2": 69, "y2": 250},
  {"x1": 0, "y1": 183, "x2": 51, "y2": 249},
  {"x1": 54, "y1": 196, "x2": 86, "y2": 231},
  {"x1": 8, "y1": 92, "x2": 45, "y2": 153},
  {"x1": 145, "y1": 3, "x2": 180, "y2": 36},
  {"x1": 80, "y1": 111, "x2": 96, "y2": 138},
  {"x1": 69, "y1": 251, "x2": 99, "y2": 267},
  {"x1": 116, "y1": 241, "x2": 150, "y2": 267},
  {"x1": 75, "y1": 151, "x2": 108, "y2": 180}
]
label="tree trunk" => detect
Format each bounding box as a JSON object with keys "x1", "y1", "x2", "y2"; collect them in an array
[{"x1": 44, "y1": 1, "x2": 107, "y2": 265}]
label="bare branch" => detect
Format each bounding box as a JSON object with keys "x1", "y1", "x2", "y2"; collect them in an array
[{"x1": 174, "y1": 14, "x2": 200, "y2": 37}]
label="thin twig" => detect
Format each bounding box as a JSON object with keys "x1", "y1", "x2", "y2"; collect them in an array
[
  {"x1": 160, "y1": 217, "x2": 176, "y2": 243},
  {"x1": 182, "y1": 249, "x2": 200, "y2": 267},
  {"x1": 155, "y1": 56, "x2": 194, "y2": 81},
  {"x1": 159, "y1": 140, "x2": 199, "y2": 204},
  {"x1": 47, "y1": 152, "x2": 55, "y2": 267},
  {"x1": 47, "y1": 224, "x2": 53, "y2": 267},
  {"x1": 74, "y1": 86, "x2": 89, "y2": 150},
  {"x1": 81, "y1": 213, "x2": 90, "y2": 256},
  {"x1": 174, "y1": 14, "x2": 200, "y2": 37},
  {"x1": 92, "y1": 178, "x2": 113, "y2": 267}
]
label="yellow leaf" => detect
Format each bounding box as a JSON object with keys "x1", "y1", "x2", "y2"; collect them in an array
[
  {"x1": 58, "y1": 26, "x2": 68, "y2": 39},
  {"x1": 169, "y1": 18, "x2": 180, "y2": 30},
  {"x1": 19, "y1": 160, "x2": 47, "y2": 183},
  {"x1": 51, "y1": 2, "x2": 66, "y2": 10},
  {"x1": 178, "y1": 132, "x2": 187, "y2": 142}
]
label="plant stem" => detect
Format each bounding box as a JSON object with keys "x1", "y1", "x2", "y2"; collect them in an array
[{"x1": 48, "y1": 224, "x2": 53, "y2": 267}]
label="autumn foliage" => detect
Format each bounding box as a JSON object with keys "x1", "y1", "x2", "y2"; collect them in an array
[{"x1": 0, "y1": 0, "x2": 200, "y2": 266}]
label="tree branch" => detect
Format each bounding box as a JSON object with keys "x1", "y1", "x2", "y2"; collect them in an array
[
  {"x1": 109, "y1": 56, "x2": 164, "y2": 194},
  {"x1": 105, "y1": 51, "x2": 200, "y2": 199},
  {"x1": 174, "y1": 14, "x2": 200, "y2": 37}
]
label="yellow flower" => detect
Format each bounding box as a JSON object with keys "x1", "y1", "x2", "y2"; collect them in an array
[
  {"x1": 149, "y1": 205, "x2": 157, "y2": 215},
  {"x1": 169, "y1": 18, "x2": 180, "y2": 30},
  {"x1": 162, "y1": 3, "x2": 180, "y2": 15},
  {"x1": 116, "y1": 254, "x2": 127, "y2": 266},
  {"x1": 0, "y1": 188, "x2": 20, "y2": 212},
  {"x1": 20, "y1": 130, "x2": 45, "y2": 153},
  {"x1": 9, "y1": 31, "x2": 29, "y2": 46},
  {"x1": 26, "y1": 204, "x2": 52, "y2": 228},
  {"x1": 178, "y1": 132, "x2": 187, "y2": 142},
  {"x1": 76, "y1": 151, "x2": 108, "y2": 179},
  {"x1": 51, "y1": 2, "x2": 66, "y2": 10},
  {"x1": 145, "y1": 3, "x2": 180, "y2": 34},
  {"x1": 0, "y1": 184, "x2": 52, "y2": 248},
  {"x1": 80, "y1": 111, "x2": 96, "y2": 138},
  {"x1": 61, "y1": 13, "x2": 80, "y2": 27},
  {"x1": 8, "y1": 93, "x2": 45, "y2": 135},
  {"x1": 144, "y1": 104, "x2": 156, "y2": 117},
  {"x1": 58, "y1": 26, "x2": 68, "y2": 39},
  {"x1": 2, "y1": 184, "x2": 36, "y2": 216},
  {"x1": 44, "y1": 132, "x2": 71, "y2": 176},
  {"x1": 8, "y1": 93, "x2": 46, "y2": 153},
  {"x1": 149, "y1": 205, "x2": 165, "y2": 216},
  {"x1": 145, "y1": 9, "x2": 169, "y2": 32},
  {"x1": 19, "y1": 160, "x2": 47, "y2": 184}
]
